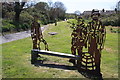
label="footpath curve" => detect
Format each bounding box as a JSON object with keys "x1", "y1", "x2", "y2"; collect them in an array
[{"x1": 0, "y1": 25, "x2": 49, "y2": 44}]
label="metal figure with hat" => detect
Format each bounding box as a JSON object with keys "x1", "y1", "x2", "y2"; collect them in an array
[
  {"x1": 86, "y1": 9, "x2": 106, "y2": 75},
  {"x1": 31, "y1": 15, "x2": 49, "y2": 50},
  {"x1": 69, "y1": 16, "x2": 87, "y2": 65}
]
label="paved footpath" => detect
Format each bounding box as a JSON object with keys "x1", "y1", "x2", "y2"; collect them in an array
[{"x1": 0, "y1": 25, "x2": 49, "y2": 44}]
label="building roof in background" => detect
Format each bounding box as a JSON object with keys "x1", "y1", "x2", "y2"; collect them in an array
[{"x1": 82, "y1": 10, "x2": 116, "y2": 15}]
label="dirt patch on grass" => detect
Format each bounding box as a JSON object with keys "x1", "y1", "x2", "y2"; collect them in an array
[{"x1": 104, "y1": 46, "x2": 118, "y2": 53}]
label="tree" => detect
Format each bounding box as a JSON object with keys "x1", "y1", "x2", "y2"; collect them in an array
[
  {"x1": 2, "y1": 2, "x2": 14, "y2": 18},
  {"x1": 34, "y1": 2, "x2": 50, "y2": 24},
  {"x1": 0, "y1": 3, "x2": 2, "y2": 18},
  {"x1": 74, "y1": 10, "x2": 81, "y2": 19},
  {"x1": 115, "y1": 1, "x2": 120, "y2": 26},
  {"x1": 24, "y1": 1, "x2": 36, "y2": 8},
  {"x1": 115, "y1": 8, "x2": 117, "y2": 12},
  {"x1": 102, "y1": 9, "x2": 105, "y2": 12},
  {"x1": 14, "y1": 0, "x2": 26, "y2": 22},
  {"x1": 48, "y1": 0, "x2": 53, "y2": 8},
  {"x1": 35, "y1": 2, "x2": 49, "y2": 13},
  {"x1": 116, "y1": 1, "x2": 120, "y2": 11},
  {"x1": 74, "y1": 10, "x2": 81, "y2": 16},
  {"x1": 53, "y1": 1, "x2": 66, "y2": 20}
]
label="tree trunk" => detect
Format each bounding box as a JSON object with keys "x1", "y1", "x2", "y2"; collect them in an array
[
  {"x1": 14, "y1": 2, "x2": 25, "y2": 23},
  {"x1": 15, "y1": 11, "x2": 20, "y2": 23}
]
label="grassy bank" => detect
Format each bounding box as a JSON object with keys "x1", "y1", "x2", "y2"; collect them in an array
[{"x1": 1, "y1": 21, "x2": 118, "y2": 78}]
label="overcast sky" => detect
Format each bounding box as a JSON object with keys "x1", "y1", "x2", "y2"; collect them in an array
[{"x1": 31, "y1": 0, "x2": 119, "y2": 13}]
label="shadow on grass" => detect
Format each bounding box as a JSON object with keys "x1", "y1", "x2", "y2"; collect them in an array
[
  {"x1": 33, "y1": 60, "x2": 76, "y2": 70},
  {"x1": 77, "y1": 70, "x2": 103, "y2": 80},
  {"x1": 32, "y1": 56, "x2": 103, "y2": 80}
]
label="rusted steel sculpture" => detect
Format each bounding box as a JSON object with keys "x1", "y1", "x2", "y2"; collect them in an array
[
  {"x1": 31, "y1": 15, "x2": 49, "y2": 50},
  {"x1": 31, "y1": 9, "x2": 106, "y2": 79},
  {"x1": 86, "y1": 9, "x2": 106, "y2": 74},
  {"x1": 69, "y1": 16, "x2": 87, "y2": 65},
  {"x1": 70, "y1": 9, "x2": 106, "y2": 76}
]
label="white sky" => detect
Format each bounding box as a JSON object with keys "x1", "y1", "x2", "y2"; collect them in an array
[{"x1": 30, "y1": 0, "x2": 119, "y2": 13}]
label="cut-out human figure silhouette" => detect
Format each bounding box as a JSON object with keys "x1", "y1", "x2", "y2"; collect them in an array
[
  {"x1": 87, "y1": 9, "x2": 106, "y2": 74},
  {"x1": 69, "y1": 16, "x2": 87, "y2": 65},
  {"x1": 31, "y1": 15, "x2": 49, "y2": 50},
  {"x1": 69, "y1": 10, "x2": 106, "y2": 77}
]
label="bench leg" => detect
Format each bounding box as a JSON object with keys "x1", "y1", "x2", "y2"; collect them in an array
[
  {"x1": 76, "y1": 57, "x2": 82, "y2": 71},
  {"x1": 31, "y1": 51, "x2": 38, "y2": 64}
]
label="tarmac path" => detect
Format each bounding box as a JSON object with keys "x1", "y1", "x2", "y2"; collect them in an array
[{"x1": 0, "y1": 25, "x2": 49, "y2": 44}]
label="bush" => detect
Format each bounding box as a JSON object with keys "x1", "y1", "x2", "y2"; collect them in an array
[
  {"x1": 21, "y1": 23, "x2": 29, "y2": 30},
  {"x1": 2, "y1": 20, "x2": 15, "y2": 32},
  {"x1": 39, "y1": 15, "x2": 48, "y2": 25},
  {"x1": 110, "y1": 27, "x2": 120, "y2": 33},
  {"x1": 5, "y1": 12, "x2": 15, "y2": 20},
  {"x1": 101, "y1": 14, "x2": 119, "y2": 26},
  {"x1": 20, "y1": 11, "x2": 33, "y2": 23}
]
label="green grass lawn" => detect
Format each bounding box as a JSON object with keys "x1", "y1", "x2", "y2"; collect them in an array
[{"x1": 1, "y1": 21, "x2": 119, "y2": 78}]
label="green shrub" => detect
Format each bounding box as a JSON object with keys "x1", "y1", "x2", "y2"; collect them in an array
[
  {"x1": 20, "y1": 11, "x2": 33, "y2": 25},
  {"x1": 21, "y1": 23, "x2": 29, "y2": 30},
  {"x1": 101, "y1": 14, "x2": 119, "y2": 26},
  {"x1": 5, "y1": 12, "x2": 15, "y2": 20},
  {"x1": 39, "y1": 15, "x2": 48, "y2": 25},
  {"x1": 110, "y1": 27, "x2": 120, "y2": 33},
  {"x1": 2, "y1": 20, "x2": 15, "y2": 32}
]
